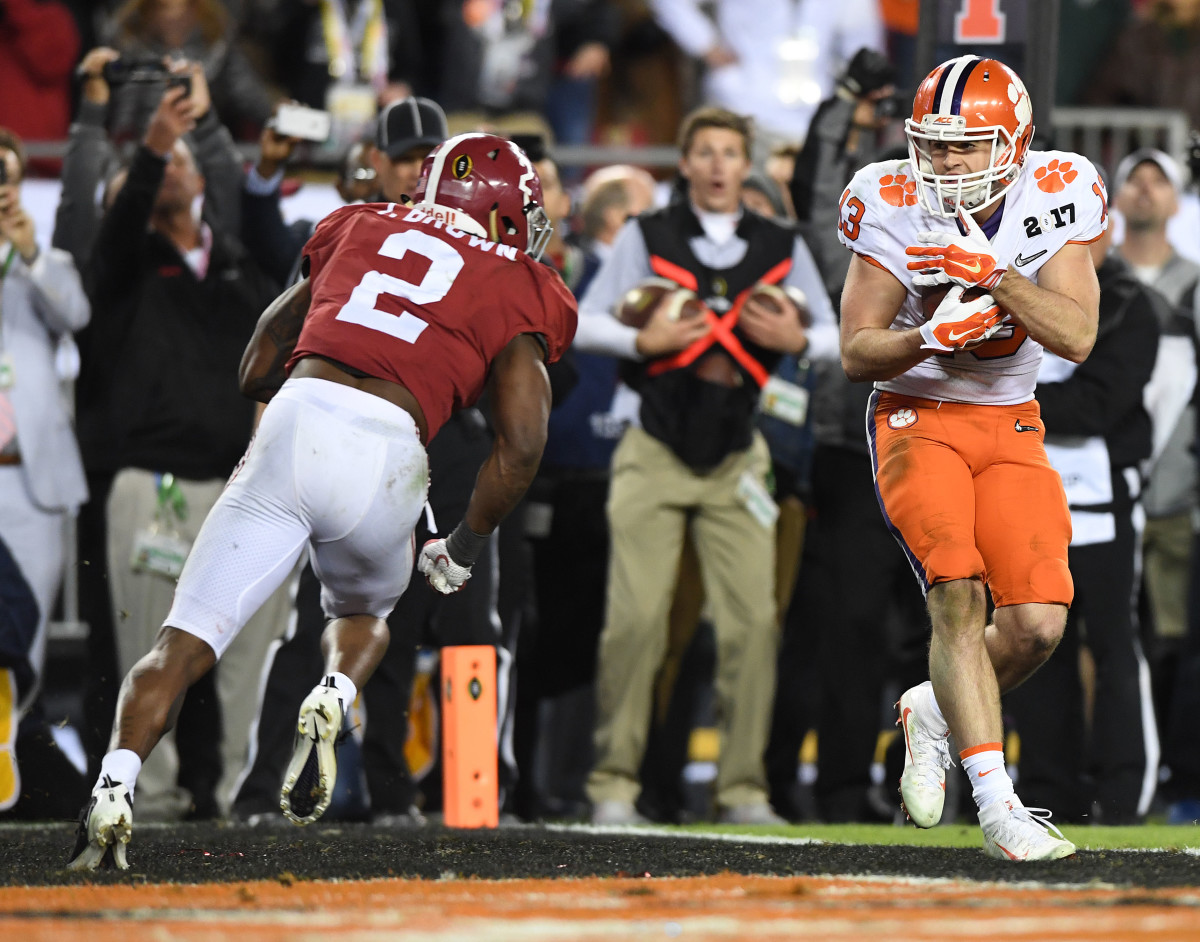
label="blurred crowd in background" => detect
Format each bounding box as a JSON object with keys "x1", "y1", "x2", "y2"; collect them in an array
[{"x1": 2, "y1": 0, "x2": 1200, "y2": 832}]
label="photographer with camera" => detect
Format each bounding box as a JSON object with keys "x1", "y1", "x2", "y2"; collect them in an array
[
  {"x1": 763, "y1": 47, "x2": 928, "y2": 823},
  {"x1": 788, "y1": 47, "x2": 900, "y2": 302},
  {"x1": 53, "y1": 49, "x2": 243, "y2": 271},
  {"x1": 70, "y1": 74, "x2": 281, "y2": 822}
]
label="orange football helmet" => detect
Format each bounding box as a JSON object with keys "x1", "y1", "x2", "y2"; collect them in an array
[{"x1": 905, "y1": 55, "x2": 1035, "y2": 218}]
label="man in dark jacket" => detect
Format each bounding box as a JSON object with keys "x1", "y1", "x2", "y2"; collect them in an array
[
  {"x1": 767, "y1": 49, "x2": 925, "y2": 824},
  {"x1": 54, "y1": 48, "x2": 244, "y2": 271},
  {"x1": 75, "y1": 81, "x2": 280, "y2": 822}
]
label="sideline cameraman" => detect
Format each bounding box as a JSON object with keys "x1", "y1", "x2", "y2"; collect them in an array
[
  {"x1": 766, "y1": 49, "x2": 927, "y2": 822},
  {"x1": 788, "y1": 47, "x2": 901, "y2": 302},
  {"x1": 53, "y1": 49, "x2": 243, "y2": 271}
]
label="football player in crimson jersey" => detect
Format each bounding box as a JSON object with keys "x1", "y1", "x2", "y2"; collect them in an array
[
  {"x1": 836, "y1": 56, "x2": 1105, "y2": 860},
  {"x1": 68, "y1": 133, "x2": 577, "y2": 869}
]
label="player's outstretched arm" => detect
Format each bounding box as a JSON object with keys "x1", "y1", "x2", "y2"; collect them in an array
[
  {"x1": 239, "y1": 277, "x2": 312, "y2": 402},
  {"x1": 840, "y1": 253, "x2": 929, "y2": 382},
  {"x1": 466, "y1": 333, "x2": 552, "y2": 534},
  {"x1": 418, "y1": 332, "x2": 552, "y2": 595}
]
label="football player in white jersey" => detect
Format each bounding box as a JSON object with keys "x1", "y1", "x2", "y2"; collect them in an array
[{"x1": 837, "y1": 54, "x2": 1107, "y2": 860}]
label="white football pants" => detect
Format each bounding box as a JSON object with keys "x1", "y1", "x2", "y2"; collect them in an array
[{"x1": 166, "y1": 377, "x2": 429, "y2": 658}]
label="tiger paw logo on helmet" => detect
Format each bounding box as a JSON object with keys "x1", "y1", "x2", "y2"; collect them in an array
[
  {"x1": 879, "y1": 173, "x2": 918, "y2": 207},
  {"x1": 888, "y1": 408, "x2": 918, "y2": 429},
  {"x1": 1034, "y1": 159, "x2": 1078, "y2": 194}
]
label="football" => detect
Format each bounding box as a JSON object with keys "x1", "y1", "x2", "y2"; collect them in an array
[
  {"x1": 921, "y1": 284, "x2": 990, "y2": 319},
  {"x1": 615, "y1": 277, "x2": 706, "y2": 329},
  {"x1": 747, "y1": 282, "x2": 812, "y2": 327}
]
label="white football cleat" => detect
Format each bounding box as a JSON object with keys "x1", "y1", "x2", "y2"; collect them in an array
[
  {"x1": 979, "y1": 796, "x2": 1076, "y2": 861},
  {"x1": 67, "y1": 776, "x2": 134, "y2": 871},
  {"x1": 280, "y1": 680, "x2": 345, "y2": 825},
  {"x1": 897, "y1": 681, "x2": 953, "y2": 827}
]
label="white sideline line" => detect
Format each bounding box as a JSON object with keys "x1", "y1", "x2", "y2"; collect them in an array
[
  {"x1": 543, "y1": 823, "x2": 1200, "y2": 856},
  {"x1": 544, "y1": 822, "x2": 822, "y2": 846}
]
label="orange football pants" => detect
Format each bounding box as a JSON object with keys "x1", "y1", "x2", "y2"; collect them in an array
[{"x1": 868, "y1": 391, "x2": 1073, "y2": 607}]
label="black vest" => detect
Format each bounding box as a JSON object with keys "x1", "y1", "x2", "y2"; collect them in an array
[{"x1": 631, "y1": 203, "x2": 796, "y2": 470}]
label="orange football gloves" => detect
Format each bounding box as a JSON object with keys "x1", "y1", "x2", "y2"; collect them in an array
[{"x1": 905, "y1": 209, "x2": 1007, "y2": 290}]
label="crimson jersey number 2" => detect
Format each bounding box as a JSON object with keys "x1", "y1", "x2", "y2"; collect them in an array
[{"x1": 335, "y1": 228, "x2": 464, "y2": 342}]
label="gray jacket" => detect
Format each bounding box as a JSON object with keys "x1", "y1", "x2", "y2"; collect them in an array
[
  {"x1": 1135, "y1": 252, "x2": 1200, "y2": 518},
  {"x1": 1, "y1": 246, "x2": 91, "y2": 511}
]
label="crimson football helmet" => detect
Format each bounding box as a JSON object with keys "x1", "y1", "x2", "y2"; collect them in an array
[
  {"x1": 412, "y1": 132, "x2": 553, "y2": 259},
  {"x1": 905, "y1": 55, "x2": 1035, "y2": 218}
]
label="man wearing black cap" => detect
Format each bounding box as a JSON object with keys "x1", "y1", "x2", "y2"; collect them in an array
[
  {"x1": 1112, "y1": 152, "x2": 1199, "y2": 659},
  {"x1": 1111, "y1": 147, "x2": 1200, "y2": 822},
  {"x1": 370, "y1": 97, "x2": 448, "y2": 201},
  {"x1": 242, "y1": 98, "x2": 449, "y2": 286}
]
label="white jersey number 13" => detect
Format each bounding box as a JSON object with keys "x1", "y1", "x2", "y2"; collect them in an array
[{"x1": 335, "y1": 229, "x2": 464, "y2": 343}]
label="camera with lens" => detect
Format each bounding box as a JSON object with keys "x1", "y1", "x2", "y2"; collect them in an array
[
  {"x1": 874, "y1": 90, "x2": 909, "y2": 121},
  {"x1": 101, "y1": 57, "x2": 192, "y2": 97},
  {"x1": 839, "y1": 47, "x2": 896, "y2": 99}
]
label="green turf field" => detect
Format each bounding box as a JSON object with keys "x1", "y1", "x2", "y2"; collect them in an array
[{"x1": 675, "y1": 821, "x2": 1200, "y2": 850}]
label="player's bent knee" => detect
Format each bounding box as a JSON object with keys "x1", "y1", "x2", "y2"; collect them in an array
[
  {"x1": 1016, "y1": 619, "x2": 1063, "y2": 665},
  {"x1": 1007, "y1": 604, "x2": 1067, "y2": 665},
  {"x1": 1030, "y1": 614, "x2": 1064, "y2": 648}
]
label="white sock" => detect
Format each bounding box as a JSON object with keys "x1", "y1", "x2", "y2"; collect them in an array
[
  {"x1": 97, "y1": 749, "x2": 142, "y2": 794},
  {"x1": 961, "y1": 744, "x2": 1014, "y2": 809},
  {"x1": 321, "y1": 672, "x2": 358, "y2": 708}
]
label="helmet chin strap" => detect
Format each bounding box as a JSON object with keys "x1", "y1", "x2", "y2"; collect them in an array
[
  {"x1": 963, "y1": 172, "x2": 1016, "y2": 211},
  {"x1": 959, "y1": 183, "x2": 989, "y2": 210}
]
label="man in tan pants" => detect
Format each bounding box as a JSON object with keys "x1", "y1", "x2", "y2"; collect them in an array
[{"x1": 572, "y1": 107, "x2": 840, "y2": 824}]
